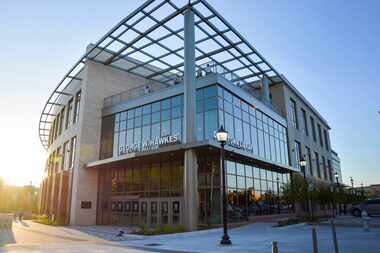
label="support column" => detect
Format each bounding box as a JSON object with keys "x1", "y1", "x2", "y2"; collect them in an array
[
  {"x1": 183, "y1": 6, "x2": 198, "y2": 231},
  {"x1": 261, "y1": 75, "x2": 270, "y2": 105}
]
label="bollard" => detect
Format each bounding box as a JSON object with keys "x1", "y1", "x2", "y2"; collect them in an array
[
  {"x1": 272, "y1": 240, "x2": 278, "y2": 253},
  {"x1": 362, "y1": 210, "x2": 370, "y2": 232},
  {"x1": 331, "y1": 219, "x2": 339, "y2": 253},
  {"x1": 312, "y1": 227, "x2": 318, "y2": 253}
]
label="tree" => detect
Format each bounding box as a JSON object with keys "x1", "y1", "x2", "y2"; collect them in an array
[{"x1": 282, "y1": 174, "x2": 309, "y2": 204}]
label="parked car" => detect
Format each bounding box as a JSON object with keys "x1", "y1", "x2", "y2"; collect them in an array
[{"x1": 350, "y1": 198, "x2": 380, "y2": 217}]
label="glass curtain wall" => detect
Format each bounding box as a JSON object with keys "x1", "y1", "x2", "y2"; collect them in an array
[
  {"x1": 226, "y1": 160, "x2": 290, "y2": 220},
  {"x1": 112, "y1": 95, "x2": 183, "y2": 156},
  {"x1": 196, "y1": 85, "x2": 289, "y2": 166},
  {"x1": 197, "y1": 154, "x2": 290, "y2": 225}
]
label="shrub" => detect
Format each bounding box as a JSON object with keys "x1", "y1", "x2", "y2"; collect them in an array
[{"x1": 134, "y1": 224, "x2": 187, "y2": 235}]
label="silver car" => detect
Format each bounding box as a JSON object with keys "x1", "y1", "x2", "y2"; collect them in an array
[{"x1": 350, "y1": 198, "x2": 380, "y2": 217}]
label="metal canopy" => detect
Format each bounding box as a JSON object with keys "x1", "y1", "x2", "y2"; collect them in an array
[{"x1": 39, "y1": 0, "x2": 286, "y2": 149}]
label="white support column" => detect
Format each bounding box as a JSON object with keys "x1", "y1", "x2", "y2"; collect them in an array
[{"x1": 183, "y1": 6, "x2": 198, "y2": 231}]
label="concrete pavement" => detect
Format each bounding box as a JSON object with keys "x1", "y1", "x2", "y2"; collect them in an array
[
  {"x1": 1, "y1": 219, "x2": 380, "y2": 252},
  {"x1": 0, "y1": 221, "x2": 155, "y2": 253},
  {"x1": 122, "y1": 221, "x2": 380, "y2": 253}
]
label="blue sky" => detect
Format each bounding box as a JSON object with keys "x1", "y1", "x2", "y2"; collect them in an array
[{"x1": 0, "y1": 0, "x2": 379, "y2": 186}]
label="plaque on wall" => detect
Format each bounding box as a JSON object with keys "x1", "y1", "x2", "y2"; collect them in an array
[{"x1": 81, "y1": 201, "x2": 92, "y2": 209}]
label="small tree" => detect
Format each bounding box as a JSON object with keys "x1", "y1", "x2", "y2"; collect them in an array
[{"x1": 282, "y1": 174, "x2": 309, "y2": 211}]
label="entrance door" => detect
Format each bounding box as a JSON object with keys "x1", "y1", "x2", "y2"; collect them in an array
[
  {"x1": 141, "y1": 201, "x2": 148, "y2": 224},
  {"x1": 161, "y1": 201, "x2": 169, "y2": 225},
  {"x1": 132, "y1": 201, "x2": 139, "y2": 225},
  {"x1": 150, "y1": 201, "x2": 158, "y2": 225},
  {"x1": 124, "y1": 201, "x2": 132, "y2": 224},
  {"x1": 172, "y1": 200, "x2": 181, "y2": 225}
]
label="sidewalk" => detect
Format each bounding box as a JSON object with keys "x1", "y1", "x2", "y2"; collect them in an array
[
  {"x1": 121, "y1": 222, "x2": 380, "y2": 253},
  {"x1": 320, "y1": 215, "x2": 380, "y2": 227}
]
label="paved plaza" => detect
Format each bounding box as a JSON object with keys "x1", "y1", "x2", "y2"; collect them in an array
[{"x1": 0, "y1": 219, "x2": 380, "y2": 252}]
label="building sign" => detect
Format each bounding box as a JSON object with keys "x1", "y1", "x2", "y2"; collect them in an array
[
  {"x1": 213, "y1": 131, "x2": 254, "y2": 153},
  {"x1": 119, "y1": 134, "x2": 180, "y2": 155}
]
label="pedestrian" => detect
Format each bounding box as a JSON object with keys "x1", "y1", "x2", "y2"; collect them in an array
[{"x1": 19, "y1": 211, "x2": 23, "y2": 222}]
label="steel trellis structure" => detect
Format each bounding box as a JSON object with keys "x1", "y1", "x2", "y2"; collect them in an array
[{"x1": 39, "y1": 0, "x2": 285, "y2": 149}]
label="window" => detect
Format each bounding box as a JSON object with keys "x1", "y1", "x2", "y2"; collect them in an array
[
  {"x1": 314, "y1": 152, "x2": 321, "y2": 178},
  {"x1": 58, "y1": 107, "x2": 65, "y2": 136},
  {"x1": 69, "y1": 136, "x2": 77, "y2": 169},
  {"x1": 324, "y1": 129, "x2": 329, "y2": 151},
  {"x1": 306, "y1": 146, "x2": 313, "y2": 176},
  {"x1": 317, "y1": 124, "x2": 324, "y2": 147},
  {"x1": 66, "y1": 98, "x2": 74, "y2": 129},
  {"x1": 293, "y1": 141, "x2": 301, "y2": 170},
  {"x1": 289, "y1": 99, "x2": 298, "y2": 129},
  {"x1": 322, "y1": 156, "x2": 327, "y2": 180},
  {"x1": 301, "y1": 108, "x2": 308, "y2": 136},
  {"x1": 56, "y1": 147, "x2": 61, "y2": 172},
  {"x1": 310, "y1": 116, "x2": 316, "y2": 142},
  {"x1": 111, "y1": 95, "x2": 184, "y2": 155},
  {"x1": 62, "y1": 141, "x2": 70, "y2": 170},
  {"x1": 73, "y1": 90, "x2": 81, "y2": 123},
  {"x1": 327, "y1": 159, "x2": 332, "y2": 182},
  {"x1": 55, "y1": 113, "x2": 60, "y2": 139}
]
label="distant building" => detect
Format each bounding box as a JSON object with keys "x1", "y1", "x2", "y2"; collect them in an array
[{"x1": 38, "y1": 0, "x2": 341, "y2": 229}]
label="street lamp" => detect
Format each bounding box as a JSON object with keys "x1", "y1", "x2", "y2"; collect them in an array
[
  {"x1": 350, "y1": 177, "x2": 354, "y2": 195},
  {"x1": 299, "y1": 158, "x2": 307, "y2": 179},
  {"x1": 216, "y1": 125, "x2": 231, "y2": 245},
  {"x1": 334, "y1": 172, "x2": 339, "y2": 185},
  {"x1": 299, "y1": 157, "x2": 309, "y2": 215}
]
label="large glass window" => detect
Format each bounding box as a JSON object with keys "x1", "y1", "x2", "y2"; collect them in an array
[
  {"x1": 197, "y1": 85, "x2": 289, "y2": 166},
  {"x1": 99, "y1": 158, "x2": 183, "y2": 198},
  {"x1": 225, "y1": 159, "x2": 290, "y2": 219},
  {"x1": 112, "y1": 95, "x2": 183, "y2": 156}
]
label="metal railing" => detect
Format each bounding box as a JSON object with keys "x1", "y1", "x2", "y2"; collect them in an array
[
  {"x1": 103, "y1": 82, "x2": 172, "y2": 108},
  {"x1": 197, "y1": 61, "x2": 283, "y2": 116},
  {"x1": 103, "y1": 61, "x2": 284, "y2": 116}
]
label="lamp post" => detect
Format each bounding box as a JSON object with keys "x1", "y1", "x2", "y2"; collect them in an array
[
  {"x1": 335, "y1": 172, "x2": 340, "y2": 215},
  {"x1": 350, "y1": 177, "x2": 354, "y2": 195},
  {"x1": 216, "y1": 125, "x2": 231, "y2": 245},
  {"x1": 299, "y1": 157, "x2": 309, "y2": 215},
  {"x1": 299, "y1": 157, "x2": 307, "y2": 179},
  {"x1": 276, "y1": 177, "x2": 280, "y2": 214}
]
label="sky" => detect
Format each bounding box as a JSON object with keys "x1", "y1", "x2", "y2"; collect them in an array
[{"x1": 0, "y1": 0, "x2": 379, "y2": 187}]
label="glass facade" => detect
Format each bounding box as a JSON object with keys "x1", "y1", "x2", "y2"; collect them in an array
[
  {"x1": 197, "y1": 153, "x2": 291, "y2": 225},
  {"x1": 196, "y1": 85, "x2": 289, "y2": 166},
  {"x1": 99, "y1": 84, "x2": 293, "y2": 226},
  {"x1": 226, "y1": 159, "x2": 290, "y2": 220},
  {"x1": 97, "y1": 157, "x2": 184, "y2": 225},
  {"x1": 112, "y1": 95, "x2": 183, "y2": 156}
]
